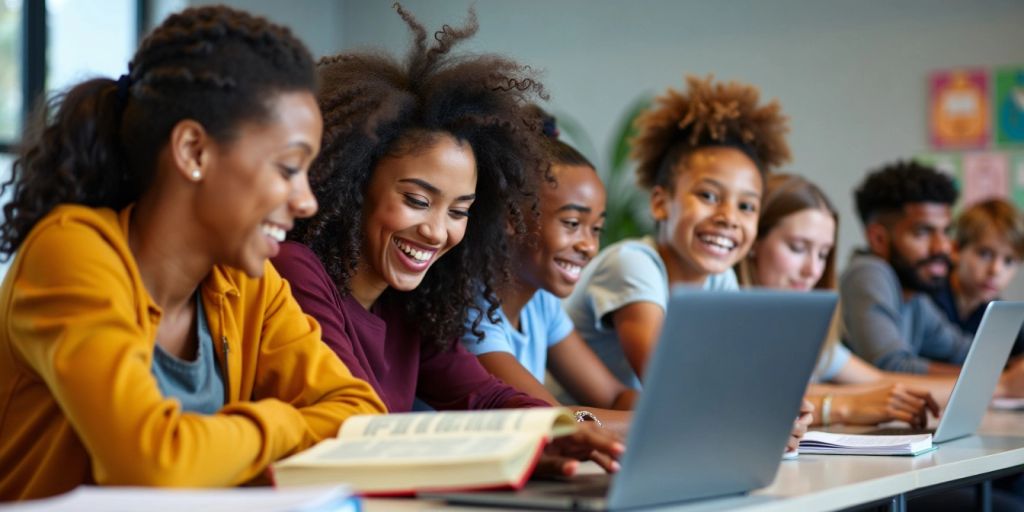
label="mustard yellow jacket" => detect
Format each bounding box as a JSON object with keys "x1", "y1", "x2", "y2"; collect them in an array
[{"x1": 0, "y1": 205, "x2": 386, "y2": 500}]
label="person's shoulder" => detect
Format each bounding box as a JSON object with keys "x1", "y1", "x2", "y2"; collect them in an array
[
  {"x1": 17, "y1": 205, "x2": 129, "y2": 272},
  {"x1": 271, "y1": 241, "x2": 333, "y2": 288},
  {"x1": 842, "y1": 251, "x2": 896, "y2": 282},
  {"x1": 593, "y1": 236, "x2": 665, "y2": 273}
]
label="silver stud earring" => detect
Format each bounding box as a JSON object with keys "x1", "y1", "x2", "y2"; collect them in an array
[{"x1": 190, "y1": 169, "x2": 202, "y2": 181}]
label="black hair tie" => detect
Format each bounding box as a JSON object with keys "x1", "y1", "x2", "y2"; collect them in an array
[
  {"x1": 115, "y1": 74, "x2": 133, "y2": 106},
  {"x1": 541, "y1": 117, "x2": 559, "y2": 138}
]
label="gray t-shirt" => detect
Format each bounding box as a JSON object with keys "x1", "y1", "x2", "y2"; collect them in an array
[
  {"x1": 150, "y1": 294, "x2": 225, "y2": 414},
  {"x1": 839, "y1": 251, "x2": 972, "y2": 374},
  {"x1": 563, "y1": 236, "x2": 738, "y2": 389}
]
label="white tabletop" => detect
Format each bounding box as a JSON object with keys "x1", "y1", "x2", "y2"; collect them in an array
[{"x1": 364, "y1": 410, "x2": 1024, "y2": 511}]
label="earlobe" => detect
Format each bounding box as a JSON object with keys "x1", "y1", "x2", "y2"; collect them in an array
[{"x1": 168, "y1": 119, "x2": 210, "y2": 183}]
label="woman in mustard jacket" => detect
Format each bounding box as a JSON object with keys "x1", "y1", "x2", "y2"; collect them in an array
[{"x1": 0, "y1": 6, "x2": 385, "y2": 501}]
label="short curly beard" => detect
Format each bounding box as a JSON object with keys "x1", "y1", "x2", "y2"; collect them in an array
[{"x1": 888, "y1": 242, "x2": 951, "y2": 294}]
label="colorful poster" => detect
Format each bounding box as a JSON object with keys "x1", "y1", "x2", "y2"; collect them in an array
[
  {"x1": 961, "y1": 152, "x2": 1009, "y2": 207},
  {"x1": 929, "y1": 69, "x2": 990, "y2": 150},
  {"x1": 995, "y1": 67, "x2": 1024, "y2": 147},
  {"x1": 1013, "y1": 153, "x2": 1024, "y2": 208},
  {"x1": 915, "y1": 152, "x2": 962, "y2": 189}
]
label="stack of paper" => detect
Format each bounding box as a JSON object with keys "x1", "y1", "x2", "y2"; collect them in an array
[
  {"x1": 799, "y1": 431, "x2": 934, "y2": 456},
  {"x1": 992, "y1": 397, "x2": 1024, "y2": 410}
]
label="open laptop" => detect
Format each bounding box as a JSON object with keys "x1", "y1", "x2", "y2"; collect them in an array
[
  {"x1": 865, "y1": 301, "x2": 1024, "y2": 443},
  {"x1": 430, "y1": 289, "x2": 837, "y2": 511}
]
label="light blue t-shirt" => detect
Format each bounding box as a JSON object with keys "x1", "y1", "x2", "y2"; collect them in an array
[
  {"x1": 814, "y1": 343, "x2": 852, "y2": 383},
  {"x1": 563, "y1": 236, "x2": 738, "y2": 390},
  {"x1": 462, "y1": 290, "x2": 574, "y2": 383}
]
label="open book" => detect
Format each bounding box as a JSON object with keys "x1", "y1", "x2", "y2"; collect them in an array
[
  {"x1": 799, "y1": 431, "x2": 934, "y2": 456},
  {"x1": 272, "y1": 408, "x2": 576, "y2": 495}
]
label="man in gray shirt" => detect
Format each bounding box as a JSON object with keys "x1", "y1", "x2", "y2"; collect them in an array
[{"x1": 840, "y1": 161, "x2": 970, "y2": 375}]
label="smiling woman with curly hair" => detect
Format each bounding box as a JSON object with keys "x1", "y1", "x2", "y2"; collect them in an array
[{"x1": 271, "y1": 4, "x2": 623, "y2": 476}]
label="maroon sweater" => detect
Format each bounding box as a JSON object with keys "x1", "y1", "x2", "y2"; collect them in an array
[{"x1": 271, "y1": 241, "x2": 547, "y2": 412}]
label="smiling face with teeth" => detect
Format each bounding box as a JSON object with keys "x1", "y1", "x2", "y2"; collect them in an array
[
  {"x1": 650, "y1": 147, "x2": 762, "y2": 285},
  {"x1": 515, "y1": 163, "x2": 606, "y2": 298},
  {"x1": 194, "y1": 92, "x2": 322, "y2": 278},
  {"x1": 351, "y1": 133, "x2": 477, "y2": 307}
]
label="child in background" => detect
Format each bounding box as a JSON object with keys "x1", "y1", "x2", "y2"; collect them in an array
[
  {"x1": 0, "y1": 6, "x2": 385, "y2": 501},
  {"x1": 463, "y1": 107, "x2": 636, "y2": 433},
  {"x1": 737, "y1": 173, "x2": 944, "y2": 427},
  {"x1": 565, "y1": 75, "x2": 787, "y2": 386},
  {"x1": 563, "y1": 75, "x2": 811, "y2": 452},
  {"x1": 930, "y1": 198, "x2": 1024, "y2": 355},
  {"x1": 273, "y1": 5, "x2": 622, "y2": 477}
]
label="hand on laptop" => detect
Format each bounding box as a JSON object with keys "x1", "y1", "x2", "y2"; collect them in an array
[
  {"x1": 996, "y1": 358, "x2": 1024, "y2": 398},
  {"x1": 787, "y1": 399, "x2": 814, "y2": 453},
  {"x1": 535, "y1": 422, "x2": 625, "y2": 477}
]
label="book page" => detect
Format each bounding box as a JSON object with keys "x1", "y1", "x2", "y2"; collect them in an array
[
  {"x1": 802, "y1": 431, "x2": 928, "y2": 447},
  {"x1": 338, "y1": 408, "x2": 574, "y2": 439},
  {"x1": 292, "y1": 434, "x2": 534, "y2": 465}
]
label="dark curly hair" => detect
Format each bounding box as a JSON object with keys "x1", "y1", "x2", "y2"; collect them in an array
[
  {"x1": 0, "y1": 5, "x2": 315, "y2": 258},
  {"x1": 632, "y1": 75, "x2": 791, "y2": 191},
  {"x1": 291, "y1": 4, "x2": 548, "y2": 346},
  {"x1": 526, "y1": 104, "x2": 594, "y2": 169},
  {"x1": 854, "y1": 160, "x2": 958, "y2": 226}
]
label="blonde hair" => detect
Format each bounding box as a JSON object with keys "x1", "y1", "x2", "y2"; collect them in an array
[{"x1": 735, "y1": 173, "x2": 843, "y2": 381}]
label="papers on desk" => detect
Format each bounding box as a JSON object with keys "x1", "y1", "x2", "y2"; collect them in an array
[
  {"x1": 799, "y1": 431, "x2": 934, "y2": 456},
  {"x1": 0, "y1": 485, "x2": 357, "y2": 512},
  {"x1": 992, "y1": 397, "x2": 1024, "y2": 410}
]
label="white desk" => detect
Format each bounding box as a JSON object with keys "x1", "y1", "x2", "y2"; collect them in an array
[{"x1": 364, "y1": 411, "x2": 1024, "y2": 511}]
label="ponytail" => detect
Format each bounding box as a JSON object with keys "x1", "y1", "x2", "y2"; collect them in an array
[
  {"x1": 0, "y1": 5, "x2": 315, "y2": 259},
  {"x1": 0, "y1": 78, "x2": 132, "y2": 259}
]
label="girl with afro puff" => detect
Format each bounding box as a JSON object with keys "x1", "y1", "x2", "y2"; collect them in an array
[
  {"x1": 271, "y1": 5, "x2": 622, "y2": 476},
  {"x1": 563, "y1": 75, "x2": 811, "y2": 452}
]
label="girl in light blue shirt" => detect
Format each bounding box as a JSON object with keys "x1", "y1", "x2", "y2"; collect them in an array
[{"x1": 463, "y1": 109, "x2": 636, "y2": 431}]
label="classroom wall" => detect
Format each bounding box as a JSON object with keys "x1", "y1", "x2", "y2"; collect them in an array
[{"x1": 184, "y1": 0, "x2": 1024, "y2": 296}]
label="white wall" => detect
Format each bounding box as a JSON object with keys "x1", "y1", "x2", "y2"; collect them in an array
[
  {"x1": 337, "y1": 0, "x2": 1024, "y2": 275},
  {"x1": 187, "y1": 0, "x2": 344, "y2": 58},
  {"x1": 172, "y1": 0, "x2": 1024, "y2": 296}
]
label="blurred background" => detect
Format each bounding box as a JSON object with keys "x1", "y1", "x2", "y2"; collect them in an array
[{"x1": 1, "y1": 0, "x2": 1022, "y2": 295}]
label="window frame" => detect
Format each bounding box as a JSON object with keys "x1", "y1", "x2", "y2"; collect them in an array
[{"x1": 0, "y1": 0, "x2": 148, "y2": 155}]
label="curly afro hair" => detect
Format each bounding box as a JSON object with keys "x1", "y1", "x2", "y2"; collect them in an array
[
  {"x1": 632, "y1": 75, "x2": 791, "y2": 190},
  {"x1": 854, "y1": 160, "x2": 958, "y2": 226},
  {"x1": 291, "y1": 4, "x2": 549, "y2": 346}
]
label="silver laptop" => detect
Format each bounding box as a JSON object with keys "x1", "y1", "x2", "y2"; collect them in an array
[
  {"x1": 430, "y1": 289, "x2": 837, "y2": 510},
  {"x1": 866, "y1": 301, "x2": 1024, "y2": 443}
]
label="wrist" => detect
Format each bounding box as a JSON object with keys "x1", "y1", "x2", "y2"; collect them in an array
[
  {"x1": 830, "y1": 395, "x2": 851, "y2": 424},
  {"x1": 574, "y1": 410, "x2": 603, "y2": 428},
  {"x1": 820, "y1": 394, "x2": 834, "y2": 427},
  {"x1": 995, "y1": 376, "x2": 1008, "y2": 398}
]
